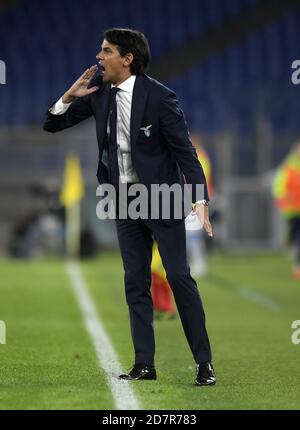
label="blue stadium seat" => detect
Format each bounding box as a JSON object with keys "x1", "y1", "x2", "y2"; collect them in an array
[{"x1": 0, "y1": 0, "x2": 299, "y2": 144}]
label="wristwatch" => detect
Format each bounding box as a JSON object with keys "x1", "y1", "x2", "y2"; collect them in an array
[{"x1": 197, "y1": 199, "x2": 210, "y2": 207}]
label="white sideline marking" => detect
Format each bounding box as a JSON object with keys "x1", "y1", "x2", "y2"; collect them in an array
[
  {"x1": 239, "y1": 287, "x2": 281, "y2": 310},
  {"x1": 66, "y1": 260, "x2": 140, "y2": 410}
]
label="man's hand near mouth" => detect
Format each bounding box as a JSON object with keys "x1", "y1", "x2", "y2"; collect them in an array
[{"x1": 62, "y1": 65, "x2": 99, "y2": 103}]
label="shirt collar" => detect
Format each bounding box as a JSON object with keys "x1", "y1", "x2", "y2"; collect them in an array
[{"x1": 111, "y1": 75, "x2": 136, "y2": 94}]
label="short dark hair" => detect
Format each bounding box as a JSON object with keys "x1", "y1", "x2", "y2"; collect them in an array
[{"x1": 103, "y1": 28, "x2": 151, "y2": 75}]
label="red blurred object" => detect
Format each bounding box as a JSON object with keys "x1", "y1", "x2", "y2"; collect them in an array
[{"x1": 151, "y1": 272, "x2": 175, "y2": 314}]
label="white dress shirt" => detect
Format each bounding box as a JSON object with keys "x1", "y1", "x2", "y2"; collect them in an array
[{"x1": 50, "y1": 75, "x2": 139, "y2": 183}]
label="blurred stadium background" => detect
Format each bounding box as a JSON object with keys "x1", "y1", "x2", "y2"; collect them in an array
[
  {"x1": 2, "y1": 0, "x2": 300, "y2": 253},
  {"x1": 0, "y1": 0, "x2": 300, "y2": 410}
]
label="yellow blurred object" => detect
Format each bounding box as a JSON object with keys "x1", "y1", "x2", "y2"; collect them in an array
[
  {"x1": 151, "y1": 243, "x2": 166, "y2": 279},
  {"x1": 151, "y1": 243, "x2": 175, "y2": 315},
  {"x1": 272, "y1": 151, "x2": 300, "y2": 217},
  {"x1": 60, "y1": 155, "x2": 84, "y2": 208},
  {"x1": 60, "y1": 154, "x2": 84, "y2": 257},
  {"x1": 196, "y1": 147, "x2": 213, "y2": 198}
]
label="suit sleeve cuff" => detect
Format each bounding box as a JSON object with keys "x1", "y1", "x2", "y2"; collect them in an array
[{"x1": 49, "y1": 97, "x2": 72, "y2": 115}]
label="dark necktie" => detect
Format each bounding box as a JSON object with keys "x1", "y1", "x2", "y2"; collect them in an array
[{"x1": 108, "y1": 87, "x2": 120, "y2": 188}]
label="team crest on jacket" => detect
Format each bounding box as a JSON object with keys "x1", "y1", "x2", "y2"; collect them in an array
[{"x1": 140, "y1": 124, "x2": 152, "y2": 137}]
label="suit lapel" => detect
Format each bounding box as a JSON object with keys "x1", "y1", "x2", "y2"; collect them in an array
[{"x1": 130, "y1": 74, "x2": 149, "y2": 147}]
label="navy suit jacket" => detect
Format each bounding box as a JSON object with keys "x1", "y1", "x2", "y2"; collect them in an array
[{"x1": 43, "y1": 73, "x2": 209, "y2": 205}]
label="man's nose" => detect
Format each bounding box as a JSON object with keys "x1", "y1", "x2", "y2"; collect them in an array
[{"x1": 96, "y1": 52, "x2": 103, "y2": 61}]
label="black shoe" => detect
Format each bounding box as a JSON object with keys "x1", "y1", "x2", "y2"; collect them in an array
[
  {"x1": 195, "y1": 362, "x2": 216, "y2": 386},
  {"x1": 119, "y1": 364, "x2": 157, "y2": 381}
]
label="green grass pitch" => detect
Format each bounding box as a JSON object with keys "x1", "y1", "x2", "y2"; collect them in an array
[{"x1": 0, "y1": 252, "x2": 299, "y2": 410}]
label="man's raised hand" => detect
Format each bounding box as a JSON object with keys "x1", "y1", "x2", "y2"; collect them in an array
[{"x1": 62, "y1": 65, "x2": 99, "y2": 103}]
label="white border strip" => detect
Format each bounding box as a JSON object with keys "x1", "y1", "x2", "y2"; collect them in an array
[
  {"x1": 239, "y1": 287, "x2": 281, "y2": 310},
  {"x1": 66, "y1": 260, "x2": 140, "y2": 410}
]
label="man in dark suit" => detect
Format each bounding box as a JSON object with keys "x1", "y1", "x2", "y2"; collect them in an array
[{"x1": 43, "y1": 28, "x2": 216, "y2": 386}]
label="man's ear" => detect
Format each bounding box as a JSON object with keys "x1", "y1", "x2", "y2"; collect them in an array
[{"x1": 123, "y1": 53, "x2": 133, "y2": 68}]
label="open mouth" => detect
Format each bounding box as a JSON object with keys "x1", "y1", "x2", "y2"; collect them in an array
[{"x1": 99, "y1": 63, "x2": 106, "y2": 74}]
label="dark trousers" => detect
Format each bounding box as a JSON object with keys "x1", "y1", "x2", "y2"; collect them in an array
[{"x1": 115, "y1": 216, "x2": 212, "y2": 366}]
